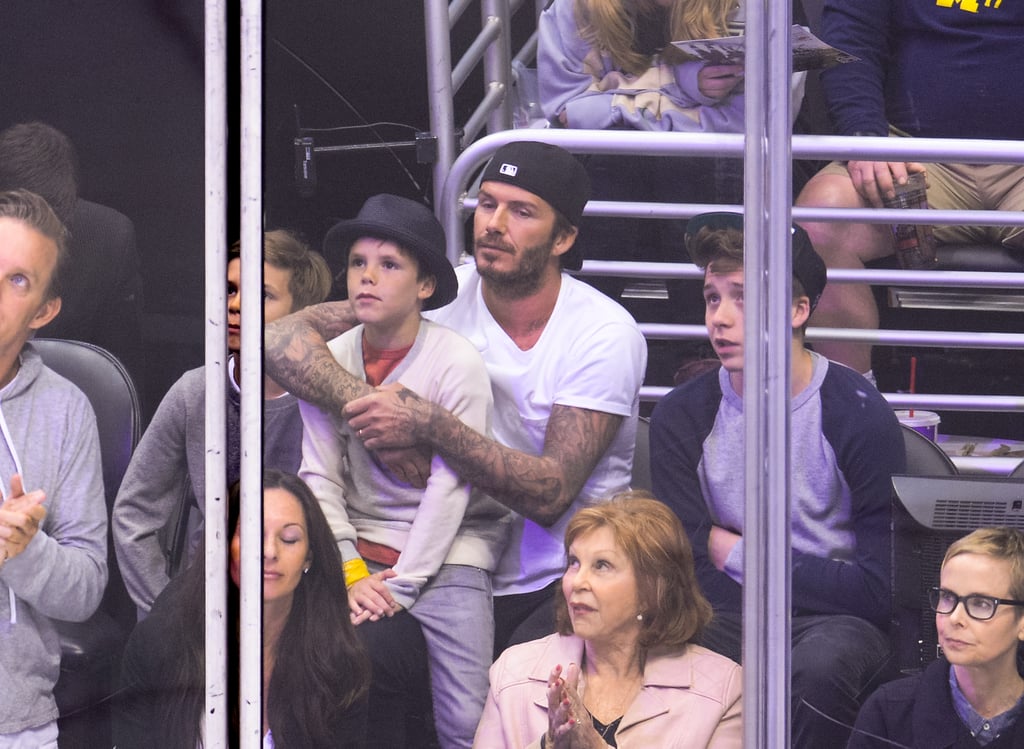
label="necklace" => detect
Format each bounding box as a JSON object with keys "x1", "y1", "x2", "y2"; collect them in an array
[{"x1": 591, "y1": 715, "x2": 622, "y2": 745}]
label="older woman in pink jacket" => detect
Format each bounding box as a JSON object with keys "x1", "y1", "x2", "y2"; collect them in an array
[{"x1": 473, "y1": 492, "x2": 742, "y2": 748}]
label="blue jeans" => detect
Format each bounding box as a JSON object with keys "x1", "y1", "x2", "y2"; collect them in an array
[
  {"x1": 408, "y1": 564, "x2": 494, "y2": 749},
  {"x1": 360, "y1": 564, "x2": 493, "y2": 749},
  {"x1": 700, "y1": 611, "x2": 893, "y2": 749}
]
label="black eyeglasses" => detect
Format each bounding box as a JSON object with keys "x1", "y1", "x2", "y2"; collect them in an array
[{"x1": 928, "y1": 587, "x2": 1024, "y2": 621}]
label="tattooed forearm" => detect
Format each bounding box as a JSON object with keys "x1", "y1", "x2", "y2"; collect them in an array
[
  {"x1": 264, "y1": 301, "x2": 369, "y2": 412},
  {"x1": 427, "y1": 404, "x2": 623, "y2": 526}
]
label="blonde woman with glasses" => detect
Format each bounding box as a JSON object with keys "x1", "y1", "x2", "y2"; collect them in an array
[{"x1": 849, "y1": 527, "x2": 1024, "y2": 748}]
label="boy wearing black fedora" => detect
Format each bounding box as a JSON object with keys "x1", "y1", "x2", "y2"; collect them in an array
[
  {"x1": 299, "y1": 193, "x2": 510, "y2": 749},
  {"x1": 649, "y1": 212, "x2": 906, "y2": 748}
]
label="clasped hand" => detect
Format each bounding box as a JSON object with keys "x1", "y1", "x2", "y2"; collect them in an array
[
  {"x1": 545, "y1": 663, "x2": 607, "y2": 749},
  {"x1": 346, "y1": 382, "x2": 433, "y2": 489},
  {"x1": 348, "y1": 569, "x2": 403, "y2": 626},
  {"x1": 0, "y1": 475, "x2": 46, "y2": 567}
]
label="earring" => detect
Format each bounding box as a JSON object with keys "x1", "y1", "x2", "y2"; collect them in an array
[
  {"x1": 303, "y1": 567, "x2": 310, "y2": 575},
  {"x1": 636, "y1": 613, "x2": 643, "y2": 622}
]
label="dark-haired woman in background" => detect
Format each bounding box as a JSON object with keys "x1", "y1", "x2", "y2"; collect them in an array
[
  {"x1": 473, "y1": 491, "x2": 741, "y2": 748},
  {"x1": 114, "y1": 470, "x2": 369, "y2": 748}
]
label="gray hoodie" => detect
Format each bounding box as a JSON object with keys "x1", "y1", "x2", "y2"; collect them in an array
[{"x1": 0, "y1": 343, "x2": 107, "y2": 735}]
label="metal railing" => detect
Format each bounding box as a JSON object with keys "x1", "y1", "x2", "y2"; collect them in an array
[
  {"x1": 424, "y1": 0, "x2": 546, "y2": 209},
  {"x1": 203, "y1": 2, "x2": 229, "y2": 746},
  {"x1": 441, "y1": 128, "x2": 1024, "y2": 418},
  {"x1": 424, "y1": 2, "x2": 1024, "y2": 746}
]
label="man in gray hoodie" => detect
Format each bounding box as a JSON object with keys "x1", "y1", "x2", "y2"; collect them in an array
[{"x1": 0, "y1": 189, "x2": 107, "y2": 746}]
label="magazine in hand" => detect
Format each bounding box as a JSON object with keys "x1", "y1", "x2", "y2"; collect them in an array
[{"x1": 672, "y1": 26, "x2": 859, "y2": 72}]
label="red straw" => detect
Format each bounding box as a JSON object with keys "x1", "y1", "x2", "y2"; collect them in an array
[{"x1": 909, "y1": 356, "x2": 917, "y2": 418}]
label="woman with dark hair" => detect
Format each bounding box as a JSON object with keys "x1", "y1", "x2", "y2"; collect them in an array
[
  {"x1": 473, "y1": 491, "x2": 742, "y2": 748},
  {"x1": 114, "y1": 470, "x2": 369, "y2": 748}
]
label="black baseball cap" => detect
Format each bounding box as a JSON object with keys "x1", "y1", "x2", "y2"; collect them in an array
[
  {"x1": 479, "y1": 141, "x2": 591, "y2": 270},
  {"x1": 684, "y1": 212, "x2": 827, "y2": 312}
]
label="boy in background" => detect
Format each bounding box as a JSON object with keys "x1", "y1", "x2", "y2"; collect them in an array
[
  {"x1": 650, "y1": 212, "x2": 905, "y2": 748},
  {"x1": 299, "y1": 194, "x2": 509, "y2": 749},
  {"x1": 114, "y1": 230, "x2": 332, "y2": 615}
]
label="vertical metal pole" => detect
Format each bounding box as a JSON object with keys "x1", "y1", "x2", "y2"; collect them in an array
[
  {"x1": 239, "y1": 0, "x2": 264, "y2": 744},
  {"x1": 482, "y1": 0, "x2": 512, "y2": 133},
  {"x1": 425, "y1": 0, "x2": 458, "y2": 216},
  {"x1": 742, "y1": 0, "x2": 794, "y2": 747},
  {"x1": 203, "y1": 0, "x2": 229, "y2": 746}
]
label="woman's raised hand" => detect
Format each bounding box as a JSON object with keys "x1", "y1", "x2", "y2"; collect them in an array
[{"x1": 545, "y1": 663, "x2": 608, "y2": 749}]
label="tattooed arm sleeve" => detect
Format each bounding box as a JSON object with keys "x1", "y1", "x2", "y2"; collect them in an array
[
  {"x1": 353, "y1": 393, "x2": 622, "y2": 526},
  {"x1": 264, "y1": 301, "x2": 371, "y2": 413}
]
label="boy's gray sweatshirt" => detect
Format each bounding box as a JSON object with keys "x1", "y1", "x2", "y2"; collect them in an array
[
  {"x1": 0, "y1": 343, "x2": 107, "y2": 734},
  {"x1": 113, "y1": 364, "x2": 304, "y2": 614}
]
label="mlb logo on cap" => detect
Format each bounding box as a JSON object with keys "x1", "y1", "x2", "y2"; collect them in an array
[{"x1": 479, "y1": 141, "x2": 592, "y2": 270}]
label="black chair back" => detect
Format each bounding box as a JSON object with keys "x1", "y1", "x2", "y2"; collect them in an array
[
  {"x1": 34, "y1": 339, "x2": 142, "y2": 744},
  {"x1": 631, "y1": 416, "x2": 652, "y2": 492},
  {"x1": 891, "y1": 473, "x2": 1024, "y2": 673}
]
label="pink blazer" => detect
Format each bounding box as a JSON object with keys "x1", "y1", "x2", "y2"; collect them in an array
[{"x1": 473, "y1": 634, "x2": 742, "y2": 748}]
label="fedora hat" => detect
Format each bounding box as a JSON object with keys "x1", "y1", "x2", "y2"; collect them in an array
[{"x1": 323, "y1": 194, "x2": 458, "y2": 310}]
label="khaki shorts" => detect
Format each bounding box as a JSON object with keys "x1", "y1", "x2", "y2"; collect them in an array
[{"x1": 818, "y1": 131, "x2": 1024, "y2": 248}]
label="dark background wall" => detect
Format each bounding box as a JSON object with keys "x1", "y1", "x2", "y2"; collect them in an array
[
  {"x1": 264, "y1": 1, "x2": 437, "y2": 249},
  {"x1": 1, "y1": 0, "x2": 207, "y2": 418},
  {"x1": 262, "y1": 0, "x2": 525, "y2": 256}
]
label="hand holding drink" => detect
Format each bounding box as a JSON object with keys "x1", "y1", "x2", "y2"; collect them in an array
[{"x1": 883, "y1": 171, "x2": 937, "y2": 270}]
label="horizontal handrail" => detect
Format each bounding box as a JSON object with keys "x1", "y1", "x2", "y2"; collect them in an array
[
  {"x1": 638, "y1": 322, "x2": 1024, "y2": 350},
  {"x1": 794, "y1": 205, "x2": 1024, "y2": 228},
  {"x1": 581, "y1": 260, "x2": 1024, "y2": 289},
  {"x1": 444, "y1": 130, "x2": 1024, "y2": 263},
  {"x1": 466, "y1": 195, "x2": 1024, "y2": 228},
  {"x1": 639, "y1": 386, "x2": 1024, "y2": 412},
  {"x1": 454, "y1": 129, "x2": 1024, "y2": 162}
]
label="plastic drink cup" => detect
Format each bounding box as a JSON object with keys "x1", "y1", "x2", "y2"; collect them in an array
[
  {"x1": 882, "y1": 172, "x2": 938, "y2": 270},
  {"x1": 895, "y1": 410, "x2": 941, "y2": 442}
]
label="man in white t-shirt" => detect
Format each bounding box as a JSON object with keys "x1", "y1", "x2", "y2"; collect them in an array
[{"x1": 266, "y1": 141, "x2": 647, "y2": 654}]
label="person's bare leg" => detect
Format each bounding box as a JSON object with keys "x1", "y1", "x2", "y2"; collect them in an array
[{"x1": 796, "y1": 171, "x2": 895, "y2": 374}]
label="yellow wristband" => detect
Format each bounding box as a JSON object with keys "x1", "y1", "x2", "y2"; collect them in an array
[{"x1": 343, "y1": 558, "x2": 370, "y2": 588}]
